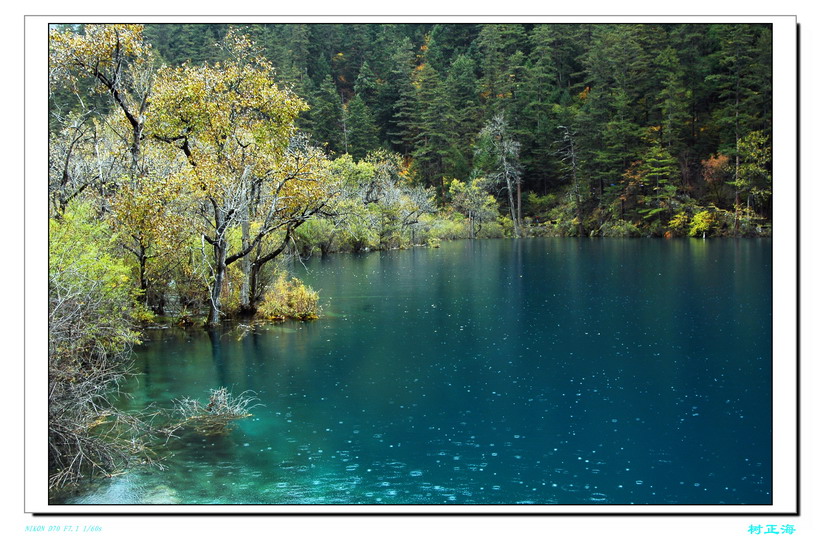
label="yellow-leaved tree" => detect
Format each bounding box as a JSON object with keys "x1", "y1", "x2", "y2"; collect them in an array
[
  {"x1": 50, "y1": 24, "x2": 155, "y2": 176},
  {"x1": 148, "y1": 29, "x2": 337, "y2": 324}
]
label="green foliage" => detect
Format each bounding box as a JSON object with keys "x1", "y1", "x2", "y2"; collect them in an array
[
  {"x1": 294, "y1": 217, "x2": 338, "y2": 257},
  {"x1": 257, "y1": 272, "x2": 320, "y2": 321},
  {"x1": 523, "y1": 192, "x2": 557, "y2": 219},
  {"x1": 733, "y1": 130, "x2": 773, "y2": 210},
  {"x1": 600, "y1": 219, "x2": 643, "y2": 238},
  {"x1": 339, "y1": 215, "x2": 380, "y2": 253},
  {"x1": 448, "y1": 178, "x2": 500, "y2": 237},
  {"x1": 49, "y1": 203, "x2": 141, "y2": 360},
  {"x1": 424, "y1": 215, "x2": 469, "y2": 242},
  {"x1": 345, "y1": 94, "x2": 380, "y2": 159},
  {"x1": 689, "y1": 210, "x2": 715, "y2": 237}
]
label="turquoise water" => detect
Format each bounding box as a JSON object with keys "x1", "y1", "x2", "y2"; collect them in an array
[{"x1": 55, "y1": 238, "x2": 772, "y2": 505}]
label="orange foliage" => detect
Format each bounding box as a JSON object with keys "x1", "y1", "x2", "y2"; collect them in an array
[{"x1": 701, "y1": 154, "x2": 731, "y2": 184}]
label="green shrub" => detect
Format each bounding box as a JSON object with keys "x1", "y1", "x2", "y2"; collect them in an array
[
  {"x1": 600, "y1": 219, "x2": 642, "y2": 237},
  {"x1": 497, "y1": 216, "x2": 515, "y2": 237},
  {"x1": 477, "y1": 218, "x2": 507, "y2": 238},
  {"x1": 294, "y1": 217, "x2": 337, "y2": 256},
  {"x1": 523, "y1": 191, "x2": 558, "y2": 218},
  {"x1": 340, "y1": 217, "x2": 379, "y2": 253},
  {"x1": 424, "y1": 216, "x2": 469, "y2": 241},
  {"x1": 257, "y1": 273, "x2": 320, "y2": 321}
]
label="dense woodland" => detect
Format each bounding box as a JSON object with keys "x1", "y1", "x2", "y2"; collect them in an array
[{"x1": 47, "y1": 23, "x2": 772, "y2": 489}]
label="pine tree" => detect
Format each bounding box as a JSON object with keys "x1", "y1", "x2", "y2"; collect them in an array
[
  {"x1": 475, "y1": 24, "x2": 528, "y2": 117},
  {"x1": 441, "y1": 54, "x2": 481, "y2": 182},
  {"x1": 519, "y1": 25, "x2": 566, "y2": 193},
  {"x1": 345, "y1": 94, "x2": 380, "y2": 159},
  {"x1": 307, "y1": 75, "x2": 345, "y2": 154},
  {"x1": 403, "y1": 37, "x2": 454, "y2": 193}
]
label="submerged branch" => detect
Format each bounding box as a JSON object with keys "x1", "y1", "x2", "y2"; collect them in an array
[{"x1": 172, "y1": 387, "x2": 261, "y2": 436}]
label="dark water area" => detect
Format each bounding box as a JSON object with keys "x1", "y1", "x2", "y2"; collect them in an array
[{"x1": 55, "y1": 238, "x2": 772, "y2": 505}]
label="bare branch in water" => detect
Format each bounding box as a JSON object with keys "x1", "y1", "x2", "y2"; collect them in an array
[{"x1": 172, "y1": 387, "x2": 262, "y2": 436}]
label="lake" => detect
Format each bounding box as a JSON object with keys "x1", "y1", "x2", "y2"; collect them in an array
[{"x1": 54, "y1": 238, "x2": 772, "y2": 505}]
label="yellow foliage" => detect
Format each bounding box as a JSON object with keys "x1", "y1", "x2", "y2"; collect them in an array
[
  {"x1": 257, "y1": 273, "x2": 320, "y2": 321},
  {"x1": 49, "y1": 24, "x2": 152, "y2": 94}
]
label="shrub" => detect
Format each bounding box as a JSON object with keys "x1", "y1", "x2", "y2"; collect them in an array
[
  {"x1": 340, "y1": 217, "x2": 379, "y2": 253},
  {"x1": 522, "y1": 191, "x2": 558, "y2": 219},
  {"x1": 427, "y1": 216, "x2": 469, "y2": 241},
  {"x1": 48, "y1": 203, "x2": 162, "y2": 490},
  {"x1": 294, "y1": 217, "x2": 337, "y2": 256},
  {"x1": 257, "y1": 272, "x2": 320, "y2": 321},
  {"x1": 600, "y1": 219, "x2": 642, "y2": 237},
  {"x1": 477, "y1": 218, "x2": 507, "y2": 238}
]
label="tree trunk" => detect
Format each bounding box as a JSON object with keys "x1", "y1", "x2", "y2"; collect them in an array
[
  {"x1": 207, "y1": 203, "x2": 229, "y2": 326},
  {"x1": 138, "y1": 246, "x2": 148, "y2": 305},
  {"x1": 248, "y1": 261, "x2": 262, "y2": 311},
  {"x1": 239, "y1": 219, "x2": 252, "y2": 312},
  {"x1": 507, "y1": 178, "x2": 519, "y2": 237},
  {"x1": 734, "y1": 138, "x2": 740, "y2": 237},
  {"x1": 207, "y1": 239, "x2": 227, "y2": 326},
  {"x1": 131, "y1": 124, "x2": 142, "y2": 177},
  {"x1": 516, "y1": 180, "x2": 522, "y2": 229},
  {"x1": 503, "y1": 156, "x2": 520, "y2": 238}
]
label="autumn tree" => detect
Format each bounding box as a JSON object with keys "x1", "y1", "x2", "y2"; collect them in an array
[
  {"x1": 48, "y1": 108, "x2": 99, "y2": 218},
  {"x1": 149, "y1": 30, "x2": 333, "y2": 324},
  {"x1": 243, "y1": 135, "x2": 337, "y2": 309},
  {"x1": 50, "y1": 24, "x2": 156, "y2": 177},
  {"x1": 107, "y1": 145, "x2": 193, "y2": 312},
  {"x1": 701, "y1": 153, "x2": 732, "y2": 205}
]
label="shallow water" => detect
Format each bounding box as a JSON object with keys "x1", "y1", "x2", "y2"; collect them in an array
[{"x1": 55, "y1": 238, "x2": 772, "y2": 505}]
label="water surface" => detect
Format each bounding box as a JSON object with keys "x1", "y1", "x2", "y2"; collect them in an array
[{"x1": 55, "y1": 238, "x2": 772, "y2": 505}]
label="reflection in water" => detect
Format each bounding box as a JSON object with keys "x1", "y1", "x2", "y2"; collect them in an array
[{"x1": 54, "y1": 239, "x2": 772, "y2": 505}]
